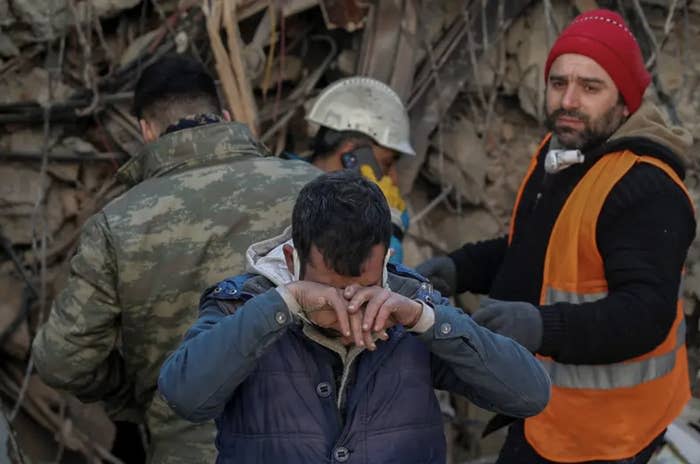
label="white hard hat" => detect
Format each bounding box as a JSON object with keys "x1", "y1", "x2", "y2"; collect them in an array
[{"x1": 306, "y1": 77, "x2": 415, "y2": 156}]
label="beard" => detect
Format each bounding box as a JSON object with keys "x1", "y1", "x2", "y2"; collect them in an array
[{"x1": 545, "y1": 102, "x2": 627, "y2": 152}]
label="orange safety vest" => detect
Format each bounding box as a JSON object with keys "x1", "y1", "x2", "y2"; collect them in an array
[{"x1": 509, "y1": 135, "x2": 692, "y2": 462}]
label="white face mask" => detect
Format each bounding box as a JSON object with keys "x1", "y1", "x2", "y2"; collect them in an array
[
  {"x1": 544, "y1": 148, "x2": 585, "y2": 173},
  {"x1": 291, "y1": 246, "x2": 391, "y2": 289}
]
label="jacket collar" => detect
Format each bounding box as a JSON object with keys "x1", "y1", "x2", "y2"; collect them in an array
[
  {"x1": 548, "y1": 101, "x2": 692, "y2": 177},
  {"x1": 117, "y1": 122, "x2": 269, "y2": 187}
]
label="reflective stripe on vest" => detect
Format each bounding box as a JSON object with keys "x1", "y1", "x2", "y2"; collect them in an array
[
  {"x1": 543, "y1": 287, "x2": 607, "y2": 305},
  {"x1": 539, "y1": 320, "x2": 686, "y2": 389},
  {"x1": 544, "y1": 275, "x2": 686, "y2": 306}
]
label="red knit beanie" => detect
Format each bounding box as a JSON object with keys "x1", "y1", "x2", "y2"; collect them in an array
[{"x1": 544, "y1": 9, "x2": 651, "y2": 113}]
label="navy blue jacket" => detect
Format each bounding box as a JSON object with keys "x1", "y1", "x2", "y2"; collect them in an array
[{"x1": 158, "y1": 268, "x2": 550, "y2": 463}]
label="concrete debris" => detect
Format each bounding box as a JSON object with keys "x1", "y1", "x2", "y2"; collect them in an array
[
  {"x1": 505, "y1": 1, "x2": 571, "y2": 121},
  {"x1": 0, "y1": 32, "x2": 19, "y2": 58},
  {"x1": 0, "y1": 273, "x2": 30, "y2": 360},
  {"x1": 425, "y1": 116, "x2": 487, "y2": 206},
  {"x1": 9, "y1": 0, "x2": 72, "y2": 40},
  {"x1": 254, "y1": 56, "x2": 303, "y2": 89},
  {"x1": 640, "y1": 0, "x2": 700, "y2": 14},
  {"x1": 10, "y1": 0, "x2": 142, "y2": 41},
  {"x1": 0, "y1": 67, "x2": 74, "y2": 106},
  {"x1": 356, "y1": 0, "x2": 418, "y2": 101},
  {"x1": 89, "y1": 0, "x2": 142, "y2": 18},
  {"x1": 0, "y1": 165, "x2": 65, "y2": 245},
  {"x1": 0, "y1": 371, "x2": 116, "y2": 458},
  {"x1": 48, "y1": 164, "x2": 80, "y2": 184},
  {"x1": 0, "y1": 412, "x2": 21, "y2": 464},
  {"x1": 119, "y1": 29, "x2": 160, "y2": 68},
  {"x1": 0, "y1": 128, "x2": 58, "y2": 154},
  {"x1": 573, "y1": 0, "x2": 599, "y2": 11},
  {"x1": 335, "y1": 48, "x2": 358, "y2": 76},
  {"x1": 0, "y1": 0, "x2": 13, "y2": 27}
]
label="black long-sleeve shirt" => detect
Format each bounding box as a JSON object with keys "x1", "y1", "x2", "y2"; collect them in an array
[{"x1": 449, "y1": 137, "x2": 695, "y2": 365}]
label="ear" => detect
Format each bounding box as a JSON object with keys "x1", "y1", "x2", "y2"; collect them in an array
[
  {"x1": 335, "y1": 140, "x2": 357, "y2": 157},
  {"x1": 139, "y1": 119, "x2": 158, "y2": 143},
  {"x1": 283, "y1": 244, "x2": 295, "y2": 275},
  {"x1": 623, "y1": 105, "x2": 630, "y2": 118},
  {"x1": 222, "y1": 109, "x2": 232, "y2": 121},
  {"x1": 321, "y1": 140, "x2": 358, "y2": 172}
]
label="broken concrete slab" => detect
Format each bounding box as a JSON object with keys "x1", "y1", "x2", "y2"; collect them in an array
[
  {"x1": 0, "y1": 0, "x2": 13, "y2": 27},
  {"x1": 0, "y1": 31, "x2": 19, "y2": 57},
  {"x1": 506, "y1": 1, "x2": 572, "y2": 121},
  {"x1": 119, "y1": 28, "x2": 160, "y2": 68},
  {"x1": 9, "y1": 0, "x2": 72, "y2": 41},
  {"x1": 0, "y1": 165, "x2": 67, "y2": 245},
  {"x1": 0, "y1": 67, "x2": 75, "y2": 105},
  {"x1": 90, "y1": 0, "x2": 142, "y2": 18},
  {"x1": 11, "y1": 0, "x2": 141, "y2": 41},
  {"x1": 47, "y1": 164, "x2": 80, "y2": 184},
  {"x1": 424, "y1": 116, "x2": 487, "y2": 206}
]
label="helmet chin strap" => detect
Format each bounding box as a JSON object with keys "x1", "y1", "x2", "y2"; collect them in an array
[{"x1": 291, "y1": 247, "x2": 392, "y2": 288}]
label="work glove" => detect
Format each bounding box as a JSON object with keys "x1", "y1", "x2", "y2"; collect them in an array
[
  {"x1": 415, "y1": 256, "x2": 457, "y2": 297},
  {"x1": 472, "y1": 298, "x2": 543, "y2": 352}
]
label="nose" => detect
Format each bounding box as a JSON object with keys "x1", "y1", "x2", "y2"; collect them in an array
[{"x1": 560, "y1": 84, "x2": 580, "y2": 111}]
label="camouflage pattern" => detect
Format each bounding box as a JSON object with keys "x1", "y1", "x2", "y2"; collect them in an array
[{"x1": 31, "y1": 121, "x2": 321, "y2": 463}]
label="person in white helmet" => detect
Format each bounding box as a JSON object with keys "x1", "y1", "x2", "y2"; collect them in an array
[{"x1": 306, "y1": 77, "x2": 414, "y2": 264}]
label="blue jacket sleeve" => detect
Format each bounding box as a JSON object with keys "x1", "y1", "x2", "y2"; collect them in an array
[
  {"x1": 420, "y1": 305, "x2": 551, "y2": 418},
  {"x1": 158, "y1": 288, "x2": 294, "y2": 422}
]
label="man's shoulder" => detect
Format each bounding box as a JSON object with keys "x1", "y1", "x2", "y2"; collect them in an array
[
  {"x1": 609, "y1": 160, "x2": 694, "y2": 213},
  {"x1": 100, "y1": 156, "x2": 318, "y2": 235},
  {"x1": 387, "y1": 263, "x2": 448, "y2": 306},
  {"x1": 388, "y1": 263, "x2": 429, "y2": 283},
  {"x1": 247, "y1": 156, "x2": 321, "y2": 182},
  {"x1": 200, "y1": 273, "x2": 275, "y2": 306}
]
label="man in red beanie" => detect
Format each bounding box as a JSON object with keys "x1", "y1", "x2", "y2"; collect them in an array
[{"x1": 417, "y1": 8, "x2": 695, "y2": 464}]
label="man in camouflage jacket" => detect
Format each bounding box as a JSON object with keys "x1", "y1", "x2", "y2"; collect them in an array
[{"x1": 31, "y1": 55, "x2": 320, "y2": 463}]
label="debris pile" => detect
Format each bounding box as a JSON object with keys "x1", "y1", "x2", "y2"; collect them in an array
[{"x1": 1, "y1": 0, "x2": 699, "y2": 461}]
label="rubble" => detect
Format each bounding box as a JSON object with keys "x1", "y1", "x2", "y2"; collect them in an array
[
  {"x1": 1, "y1": 0, "x2": 700, "y2": 462},
  {"x1": 0, "y1": 272, "x2": 29, "y2": 360},
  {"x1": 9, "y1": 0, "x2": 73, "y2": 41},
  {"x1": 0, "y1": 67, "x2": 74, "y2": 106},
  {"x1": 424, "y1": 115, "x2": 487, "y2": 206}
]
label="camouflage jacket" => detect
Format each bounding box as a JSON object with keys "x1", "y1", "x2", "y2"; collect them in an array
[{"x1": 32, "y1": 121, "x2": 320, "y2": 463}]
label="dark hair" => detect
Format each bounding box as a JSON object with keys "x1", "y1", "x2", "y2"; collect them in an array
[
  {"x1": 133, "y1": 54, "x2": 220, "y2": 126},
  {"x1": 292, "y1": 171, "x2": 392, "y2": 277},
  {"x1": 310, "y1": 127, "x2": 375, "y2": 161}
]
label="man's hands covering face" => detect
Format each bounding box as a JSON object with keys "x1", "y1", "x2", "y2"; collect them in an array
[{"x1": 283, "y1": 282, "x2": 423, "y2": 350}]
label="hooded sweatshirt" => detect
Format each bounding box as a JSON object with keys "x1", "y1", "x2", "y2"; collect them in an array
[
  {"x1": 449, "y1": 101, "x2": 696, "y2": 365},
  {"x1": 244, "y1": 227, "x2": 375, "y2": 414},
  {"x1": 158, "y1": 230, "x2": 553, "y2": 464}
]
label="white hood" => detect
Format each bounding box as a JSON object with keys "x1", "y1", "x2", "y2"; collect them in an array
[
  {"x1": 245, "y1": 225, "x2": 391, "y2": 289},
  {"x1": 245, "y1": 226, "x2": 295, "y2": 287}
]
